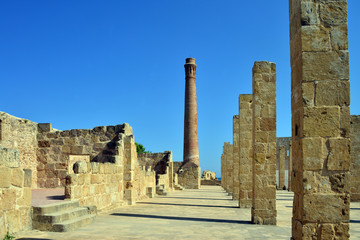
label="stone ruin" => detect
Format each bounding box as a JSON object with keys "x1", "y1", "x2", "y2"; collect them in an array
[
  {"x1": 220, "y1": 0, "x2": 360, "y2": 238},
  {"x1": 0, "y1": 111, "x2": 183, "y2": 237},
  {"x1": 1, "y1": 0, "x2": 360, "y2": 239}
]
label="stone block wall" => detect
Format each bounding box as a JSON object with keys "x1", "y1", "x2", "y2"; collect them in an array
[
  {"x1": 0, "y1": 146, "x2": 32, "y2": 238},
  {"x1": 289, "y1": 0, "x2": 351, "y2": 238},
  {"x1": 138, "y1": 151, "x2": 174, "y2": 191},
  {"x1": 0, "y1": 112, "x2": 38, "y2": 187},
  {"x1": 37, "y1": 124, "x2": 132, "y2": 188},
  {"x1": 239, "y1": 94, "x2": 253, "y2": 208},
  {"x1": 233, "y1": 115, "x2": 240, "y2": 200},
  {"x1": 350, "y1": 115, "x2": 360, "y2": 201},
  {"x1": 251, "y1": 61, "x2": 277, "y2": 225}
]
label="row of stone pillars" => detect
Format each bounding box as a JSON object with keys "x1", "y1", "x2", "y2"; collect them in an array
[{"x1": 221, "y1": 0, "x2": 353, "y2": 238}]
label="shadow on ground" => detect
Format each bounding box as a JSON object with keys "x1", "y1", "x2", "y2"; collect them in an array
[
  {"x1": 111, "y1": 213, "x2": 251, "y2": 224},
  {"x1": 137, "y1": 202, "x2": 239, "y2": 209}
]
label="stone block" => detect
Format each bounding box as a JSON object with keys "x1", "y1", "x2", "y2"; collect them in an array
[
  {"x1": 302, "y1": 137, "x2": 326, "y2": 171},
  {"x1": 303, "y1": 193, "x2": 349, "y2": 222},
  {"x1": 303, "y1": 107, "x2": 340, "y2": 137},
  {"x1": 0, "y1": 147, "x2": 20, "y2": 168},
  {"x1": 38, "y1": 123, "x2": 52, "y2": 132},
  {"x1": 91, "y1": 162, "x2": 100, "y2": 173},
  {"x1": 71, "y1": 146, "x2": 84, "y2": 155},
  {"x1": 23, "y1": 169, "x2": 32, "y2": 187},
  {"x1": 0, "y1": 166, "x2": 11, "y2": 188},
  {"x1": 316, "y1": 81, "x2": 350, "y2": 106},
  {"x1": 319, "y1": 1, "x2": 348, "y2": 27},
  {"x1": 301, "y1": 25, "x2": 330, "y2": 52},
  {"x1": 302, "y1": 51, "x2": 349, "y2": 81},
  {"x1": 38, "y1": 140, "x2": 51, "y2": 148},
  {"x1": 73, "y1": 161, "x2": 88, "y2": 174},
  {"x1": 11, "y1": 167, "x2": 24, "y2": 187},
  {"x1": 327, "y1": 138, "x2": 350, "y2": 171}
]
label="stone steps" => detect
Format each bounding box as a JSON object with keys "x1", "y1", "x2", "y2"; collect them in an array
[{"x1": 33, "y1": 200, "x2": 96, "y2": 232}]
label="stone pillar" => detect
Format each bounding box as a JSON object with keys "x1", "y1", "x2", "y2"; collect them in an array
[
  {"x1": 251, "y1": 61, "x2": 277, "y2": 225},
  {"x1": 221, "y1": 150, "x2": 226, "y2": 190},
  {"x1": 350, "y1": 115, "x2": 360, "y2": 201},
  {"x1": 178, "y1": 58, "x2": 201, "y2": 189},
  {"x1": 289, "y1": 0, "x2": 350, "y2": 238},
  {"x1": 124, "y1": 135, "x2": 136, "y2": 205},
  {"x1": 239, "y1": 94, "x2": 253, "y2": 208},
  {"x1": 288, "y1": 144, "x2": 292, "y2": 191},
  {"x1": 278, "y1": 147, "x2": 286, "y2": 190},
  {"x1": 233, "y1": 115, "x2": 240, "y2": 200},
  {"x1": 224, "y1": 142, "x2": 233, "y2": 195}
]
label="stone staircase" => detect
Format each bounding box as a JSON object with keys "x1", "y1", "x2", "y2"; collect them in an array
[{"x1": 33, "y1": 200, "x2": 96, "y2": 232}]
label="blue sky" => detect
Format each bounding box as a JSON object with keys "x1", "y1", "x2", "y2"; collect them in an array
[{"x1": 1, "y1": 1, "x2": 359, "y2": 177}]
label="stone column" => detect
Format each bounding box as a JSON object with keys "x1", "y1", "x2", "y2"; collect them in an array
[
  {"x1": 224, "y1": 142, "x2": 233, "y2": 195},
  {"x1": 221, "y1": 150, "x2": 226, "y2": 190},
  {"x1": 251, "y1": 61, "x2": 277, "y2": 225},
  {"x1": 278, "y1": 147, "x2": 286, "y2": 190},
  {"x1": 233, "y1": 115, "x2": 240, "y2": 200},
  {"x1": 290, "y1": 0, "x2": 350, "y2": 238},
  {"x1": 183, "y1": 58, "x2": 200, "y2": 167},
  {"x1": 350, "y1": 115, "x2": 360, "y2": 201},
  {"x1": 239, "y1": 94, "x2": 253, "y2": 208},
  {"x1": 288, "y1": 144, "x2": 292, "y2": 191}
]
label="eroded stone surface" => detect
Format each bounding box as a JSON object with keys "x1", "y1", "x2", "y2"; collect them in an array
[{"x1": 289, "y1": 0, "x2": 351, "y2": 238}]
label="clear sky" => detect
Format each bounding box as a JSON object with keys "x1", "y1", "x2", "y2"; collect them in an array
[{"x1": 1, "y1": 1, "x2": 359, "y2": 177}]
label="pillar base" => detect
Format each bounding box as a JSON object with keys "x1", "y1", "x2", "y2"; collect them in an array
[
  {"x1": 251, "y1": 208, "x2": 277, "y2": 225},
  {"x1": 177, "y1": 164, "x2": 201, "y2": 189}
]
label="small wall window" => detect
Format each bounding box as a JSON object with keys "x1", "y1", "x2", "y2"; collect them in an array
[{"x1": 286, "y1": 150, "x2": 290, "y2": 157}]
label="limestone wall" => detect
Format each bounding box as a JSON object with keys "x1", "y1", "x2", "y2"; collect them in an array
[
  {"x1": 138, "y1": 151, "x2": 174, "y2": 190},
  {"x1": 0, "y1": 146, "x2": 32, "y2": 238},
  {"x1": 0, "y1": 112, "x2": 38, "y2": 187},
  {"x1": 37, "y1": 124, "x2": 132, "y2": 188},
  {"x1": 350, "y1": 115, "x2": 360, "y2": 201}
]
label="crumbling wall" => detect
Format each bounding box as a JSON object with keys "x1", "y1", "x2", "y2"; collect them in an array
[
  {"x1": 350, "y1": 115, "x2": 360, "y2": 201},
  {"x1": 0, "y1": 146, "x2": 32, "y2": 238},
  {"x1": 138, "y1": 151, "x2": 174, "y2": 190},
  {"x1": 0, "y1": 112, "x2": 38, "y2": 187},
  {"x1": 65, "y1": 130, "x2": 156, "y2": 211},
  {"x1": 37, "y1": 124, "x2": 132, "y2": 188}
]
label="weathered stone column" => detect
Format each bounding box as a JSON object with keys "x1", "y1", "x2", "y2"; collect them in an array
[
  {"x1": 288, "y1": 144, "x2": 292, "y2": 191},
  {"x1": 233, "y1": 115, "x2": 240, "y2": 200},
  {"x1": 178, "y1": 58, "x2": 201, "y2": 189},
  {"x1": 239, "y1": 94, "x2": 253, "y2": 208},
  {"x1": 224, "y1": 142, "x2": 233, "y2": 195},
  {"x1": 290, "y1": 0, "x2": 351, "y2": 238},
  {"x1": 251, "y1": 61, "x2": 277, "y2": 225},
  {"x1": 221, "y1": 151, "x2": 226, "y2": 191},
  {"x1": 278, "y1": 147, "x2": 286, "y2": 190},
  {"x1": 350, "y1": 115, "x2": 360, "y2": 201}
]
